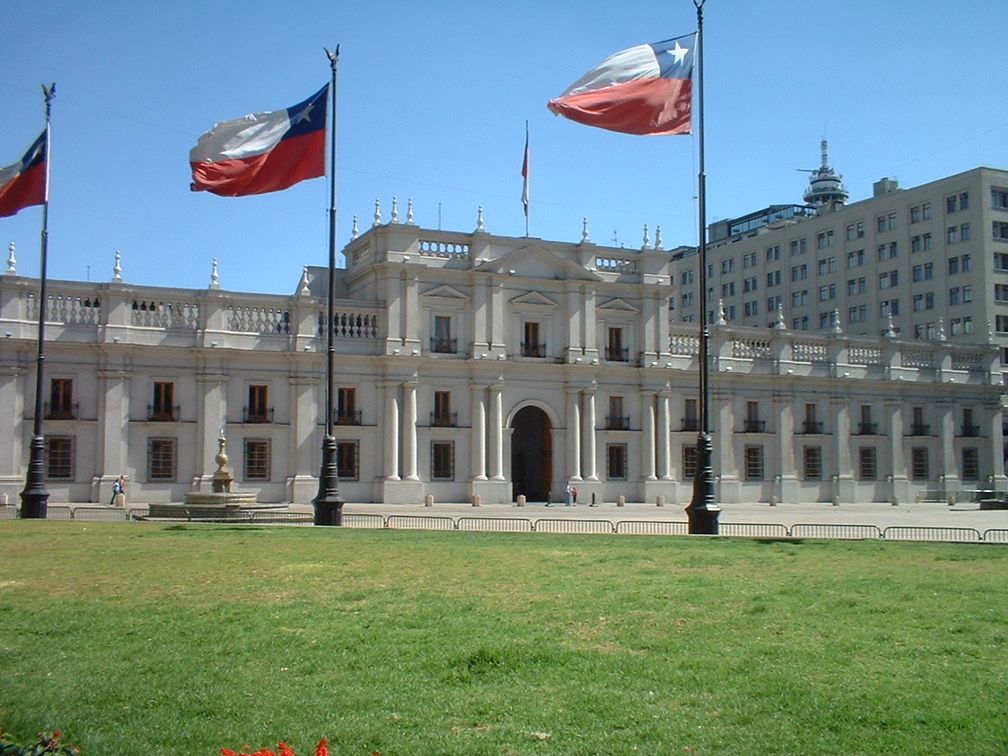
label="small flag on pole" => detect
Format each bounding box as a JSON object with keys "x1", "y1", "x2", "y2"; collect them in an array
[
  {"x1": 521, "y1": 121, "x2": 529, "y2": 220},
  {"x1": 0, "y1": 131, "x2": 47, "y2": 218},
  {"x1": 190, "y1": 85, "x2": 328, "y2": 197},
  {"x1": 548, "y1": 35, "x2": 694, "y2": 136}
]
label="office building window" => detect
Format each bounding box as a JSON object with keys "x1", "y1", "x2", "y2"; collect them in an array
[
  {"x1": 994, "y1": 221, "x2": 1008, "y2": 241},
  {"x1": 337, "y1": 440, "x2": 359, "y2": 480},
  {"x1": 431, "y1": 441, "x2": 454, "y2": 480},
  {"x1": 606, "y1": 443, "x2": 628, "y2": 480},
  {"x1": 148, "y1": 438, "x2": 177, "y2": 481},
  {"x1": 790, "y1": 238, "x2": 807, "y2": 256},
  {"x1": 992, "y1": 188, "x2": 1008, "y2": 210},
  {"x1": 847, "y1": 249, "x2": 865, "y2": 268},
  {"x1": 45, "y1": 436, "x2": 74, "y2": 480},
  {"x1": 243, "y1": 439, "x2": 270, "y2": 480}
]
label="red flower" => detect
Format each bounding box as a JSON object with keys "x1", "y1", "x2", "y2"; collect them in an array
[
  {"x1": 278, "y1": 743, "x2": 295, "y2": 756},
  {"x1": 315, "y1": 738, "x2": 328, "y2": 756}
]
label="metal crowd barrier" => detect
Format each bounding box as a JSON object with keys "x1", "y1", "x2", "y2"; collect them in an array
[
  {"x1": 881, "y1": 526, "x2": 982, "y2": 543},
  {"x1": 791, "y1": 523, "x2": 882, "y2": 540}
]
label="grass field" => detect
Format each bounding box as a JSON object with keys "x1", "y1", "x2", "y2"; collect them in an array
[{"x1": 0, "y1": 521, "x2": 1006, "y2": 755}]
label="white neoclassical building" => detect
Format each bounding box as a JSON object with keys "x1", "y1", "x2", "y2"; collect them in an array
[{"x1": 1, "y1": 217, "x2": 1004, "y2": 507}]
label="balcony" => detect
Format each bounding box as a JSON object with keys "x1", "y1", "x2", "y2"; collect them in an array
[
  {"x1": 430, "y1": 337, "x2": 457, "y2": 354},
  {"x1": 44, "y1": 402, "x2": 79, "y2": 420},
  {"x1": 802, "y1": 421, "x2": 823, "y2": 434},
  {"x1": 743, "y1": 419, "x2": 766, "y2": 433},
  {"x1": 855, "y1": 422, "x2": 878, "y2": 435},
  {"x1": 243, "y1": 407, "x2": 274, "y2": 423},
  {"x1": 521, "y1": 342, "x2": 546, "y2": 358},
  {"x1": 960, "y1": 424, "x2": 980, "y2": 437},
  {"x1": 605, "y1": 346, "x2": 629, "y2": 362},
  {"x1": 681, "y1": 417, "x2": 700, "y2": 432},
  {"x1": 430, "y1": 412, "x2": 458, "y2": 428},
  {"x1": 909, "y1": 423, "x2": 931, "y2": 436},
  {"x1": 148, "y1": 404, "x2": 180, "y2": 422},
  {"x1": 334, "y1": 409, "x2": 362, "y2": 426},
  {"x1": 605, "y1": 415, "x2": 630, "y2": 431}
]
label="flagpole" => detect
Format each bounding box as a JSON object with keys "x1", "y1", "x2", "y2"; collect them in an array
[
  {"x1": 314, "y1": 47, "x2": 344, "y2": 526},
  {"x1": 20, "y1": 83, "x2": 55, "y2": 520},
  {"x1": 685, "y1": 0, "x2": 720, "y2": 534},
  {"x1": 522, "y1": 120, "x2": 530, "y2": 237}
]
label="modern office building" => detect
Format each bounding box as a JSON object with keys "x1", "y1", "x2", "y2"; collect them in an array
[{"x1": 2, "y1": 206, "x2": 1004, "y2": 507}]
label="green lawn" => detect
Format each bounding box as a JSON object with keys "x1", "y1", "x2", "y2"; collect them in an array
[{"x1": 0, "y1": 522, "x2": 1006, "y2": 755}]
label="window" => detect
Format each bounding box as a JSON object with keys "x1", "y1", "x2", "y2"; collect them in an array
[
  {"x1": 818, "y1": 284, "x2": 836, "y2": 302},
  {"x1": 962, "y1": 448, "x2": 979, "y2": 481},
  {"x1": 949, "y1": 287, "x2": 960, "y2": 306},
  {"x1": 681, "y1": 269, "x2": 695, "y2": 285},
  {"x1": 721, "y1": 282, "x2": 736, "y2": 298},
  {"x1": 606, "y1": 327, "x2": 627, "y2": 361},
  {"x1": 336, "y1": 440, "x2": 359, "y2": 480},
  {"x1": 791, "y1": 264, "x2": 808, "y2": 281},
  {"x1": 848, "y1": 304, "x2": 867, "y2": 323},
  {"x1": 816, "y1": 230, "x2": 835, "y2": 249},
  {"x1": 847, "y1": 277, "x2": 867, "y2": 296},
  {"x1": 683, "y1": 398, "x2": 698, "y2": 432},
  {"x1": 744, "y1": 401, "x2": 764, "y2": 433},
  {"x1": 996, "y1": 284, "x2": 1008, "y2": 303},
  {"x1": 962, "y1": 254, "x2": 971, "y2": 272},
  {"x1": 859, "y1": 447, "x2": 877, "y2": 480},
  {"x1": 744, "y1": 300, "x2": 759, "y2": 317},
  {"x1": 879, "y1": 270, "x2": 898, "y2": 290},
  {"x1": 877, "y1": 212, "x2": 896, "y2": 232},
  {"x1": 433, "y1": 390, "x2": 454, "y2": 427},
  {"x1": 859, "y1": 405, "x2": 876, "y2": 435},
  {"x1": 790, "y1": 238, "x2": 807, "y2": 256},
  {"x1": 817, "y1": 257, "x2": 836, "y2": 275},
  {"x1": 997, "y1": 315, "x2": 1008, "y2": 333},
  {"x1": 151, "y1": 381, "x2": 175, "y2": 421},
  {"x1": 792, "y1": 290, "x2": 808, "y2": 307},
  {"x1": 606, "y1": 443, "x2": 628, "y2": 479},
  {"x1": 923, "y1": 233, "x2": 933, "y2": 250},
  {"x1": 243, "y1": 439, "x2": 270, "y2": 480},
  {"x1": 910, "y1": 205, "x2": 921, "y2": 224},
  {"x1": 792, "y1": 315, "x2": 809, "y2": 330},
  {"x1": 962, "y1": 408, "x2": 977, "y2": 437},
  {"x1": 765, "y1": 245, "x2": 781, "y2": 262},
  {"x1": 948, "y1": 256, "x2": 960, "y2": 274},
  {"x1": 432, "y1": 315, "x2": 455, "y2": 353},
  {"x1": 766, "y1": 270, "x2": 781, "y2": 287},
  {"x1": 911, "y1": 447, "x2": 929, "y2": 481},
  {"x1": 48, "y1": 378, "x2": 75, "y2": 420},
  {"x1": 606, "y1": 396, "x2": 627, "y2": 430},
  {"x1": 431, "y1": 441, "x2": 454, "y2": 480},
  {"x1": 336, "y1": 387, "x2": 359, "y2": 425},
  {"x1": 879, "y1": 299, "x2": 899, "y2": 318},
  {"x1": 804, "y1": 403, "x2": 821, "y2": 434},
  {"x1": 962, "y1": 285, "x2": 972, "y2": 303},
  {"x1": 744, "y1": 445, "x2": 764, "y2": 481},
  {"x1": 246, "y1": 384, "x2": 270, "y2": 423},
  {"x1": 877, "y1": 242, "x2": 898, "y2": 260},
  {"x1": 522, "y1": 321, "x2": 544, "y2": 357},
  {"x1": 803, "y1": 446, "x2": 823, "y2": 480},
  {"x1": 947, "y1": 195, "x2": 957, "y2": 214},
  {"x1": 681, "y1": 292, "x2": 694, "y2": 308},
  {"x1": 911, "y1": 235, "x2": 923, "y2": 254},
  {"x1": 847, "y1": 249, "x2": 865, "y2": 268},
  {"x1": 721, "y1": 258, "x2": 735, "y2": 274},
  {"x1": 148, "y1": 438, "x2": 176, "y2": 480},
  {"x1": 743, "y1": 251, "x2": 757, "y2": 268},
  {"x1": 995, "y1": 252, "x2": 1008, "y2": 271},
  {"x1": 994, "y1": 221, "x2": 1008, "y2": 241},
  {"x1": 767, "y1": 295, "x2": 782, "y2": 314},
  {"x1": 681, "y1": 445, "x2": 697, "y2": 480},
  {"x1": 743, "y1": 276, "x2": 757, "y2": 292},
  {"x1": 846, "y1": 222, "x2": 864, "y2": 240},
  {"x1": 992, "y1": 188, "x2": 1008, "y2": 210},
  {"x1": 45, "y1": 436, "x2": 74, "y2": 480}
]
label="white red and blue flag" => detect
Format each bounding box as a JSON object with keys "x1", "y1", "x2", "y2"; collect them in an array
[
  {"x1": 0, "y1": 131, "x2": 47, "y2": 217},
  {"x1": 190, "y1": 85, "x2": 328, "y2": 196},
  {"x1": 548, "y1": 35, "x2": 694, "y2": 136}
]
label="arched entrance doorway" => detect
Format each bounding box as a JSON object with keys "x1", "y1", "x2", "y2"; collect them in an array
[{"x1": 510, "y1": 406, "x2": 552, "y2": 502}]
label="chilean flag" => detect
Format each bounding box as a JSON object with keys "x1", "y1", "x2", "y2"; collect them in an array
[
  {"x1": 0, "y1": 131, "x2": 47, "y2": 218},
  {"x1": 190, "y1": 85, "x2": 328, "y2": 196},
  {"x1": 548, "y1": 35, "x2": 694, "y2": 136}
]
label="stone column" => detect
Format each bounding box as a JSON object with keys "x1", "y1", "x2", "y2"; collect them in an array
[
  {"x1": 96, "y1": 366, "x2": 130, "y2": 491},
  {"x1": 938, "y1": 401, "x2": 958, "y2": 487},
  {"x1": 470, "y1": 383, "x2": 486, "y2": 480},
  {"x1": 287, "y1": 372, "x2": 319, "y2": 503},
  {"x1": 489, "y1": 381, "x2": 505, "y2": 480},
  {"x1": 384, "y1": 383, "x2": 400, "y2": 480},
  {"x1": 196, "y1": 370, "x2": 228, "y2": 486},
  {"x1": 657, "y1": 390, "x2": 672, "y2": 479},
  {"x1": 402, "y1": 379, "x2": 419, "y2": 481},
  {"x1": 566, "y1": 388, "x2": 582, "y2": 480},
  {"x1": 582, "y1": 384, "x2": 598, "y2": 480},
  {"x1": 641, "y1": 392, "x2": 656, "y2": 480},
  {"x1": 886, "y1": 399, "x2": 908, "y2": 503},
  {"x1": 988, "y1": 403, "x2": 1006, "y2": 483},
  {"x1": 831, "y1": 396, "x2": 855, "y2": 503}
]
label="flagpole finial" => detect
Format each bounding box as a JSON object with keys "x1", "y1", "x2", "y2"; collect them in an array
[
  {"x1": 41, "y1": 83, "x2": 55, "y2": 102},
  {"x1": 325, "y1": 45, "x2": 339, "y2": 65}
]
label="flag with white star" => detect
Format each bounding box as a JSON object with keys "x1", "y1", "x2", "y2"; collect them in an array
[{"x1": 190, "y1": 84, "x2": 328, "y2": 196}]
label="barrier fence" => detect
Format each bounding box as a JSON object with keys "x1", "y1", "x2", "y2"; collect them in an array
[{"x1": 0, "y1": 505, "x2": 1006, "y2": 545}]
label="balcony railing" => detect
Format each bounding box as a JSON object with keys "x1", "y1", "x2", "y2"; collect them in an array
[
  {"x1": 960, "y1": 424, "x2": 980, "y2": 437},
  {"x1": 909, "y1": 423, "x2": 931, "y2": 436},
  {"x1": 430, "y1": 337, "x2": 457, "y2": 354},
  {"x1": 148, "y1": 404, "x2": 180, "y2": 422},
  {"x1": 243, "y1": 407, "x2": 274, "y2": 423},
  {"x1": 681, "y1": 418, "x2": 700, "y2": 432},
  {"x1": 430, "y1": 412, "x2": 458, "y2": 428},
  {"x1": 802, "y1": 421, "x2": 823, "y2": 434},
  {"x1": 856, "y1": 422, "x2": 878, "y2": 435},
  {"x1": 605, "y1": 415, "x2": 630, "y2": 430},
  {"x1": 605, "y1": 346, "x2": 629, "y2": 362},
  {"x1": 743, "y1": 419, "x2": 766, "y2": 433},
  {"x1": 334, "y1": 409, "x2": 362, "y2": 426},
  {"x1": 44, "y1": 402, "x2": 79, "y2": 420},
  {"x1": 521, "y1": 342, "x2": 546, "y2": 358}
]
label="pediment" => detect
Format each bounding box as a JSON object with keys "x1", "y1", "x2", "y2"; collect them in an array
[
  {"x1": 597, "y1": 297, "x2": 640, "y2": 314},
  {"x1": 420, "y1": 284, "x2": 469, "y2": 302},
  {"x1": 479, "y1": 244, "x2": 601, "y2": 282},
  {"x1": 509, "y1": 291, "x2": 557, "y2": 308}
]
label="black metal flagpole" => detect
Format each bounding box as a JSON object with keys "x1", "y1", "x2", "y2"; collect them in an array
[
  {"x1": 685, "y1": 1, "x2": 720, "y2": 534},
  {"x1": 20, "y1": 83, "x2": 55, "y2": 520},
  {"x1": 313, "y1": 47, "x2": 344, "y2": 526}
]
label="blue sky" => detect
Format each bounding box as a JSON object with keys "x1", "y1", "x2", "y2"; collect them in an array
[{"x1": 2, "y1": 0, "x2": 1005, "y2": 294}]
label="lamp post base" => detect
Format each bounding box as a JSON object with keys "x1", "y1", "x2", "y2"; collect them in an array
[
  {"x1": 313, "y1": 435, "x2": 344, "y2": 526},
  {"x1": 685, "y1": 432, "x2": 720, "y2": 535},
  {"x1": 19, "y1": 435, "x2": 49, "y2": 519}
]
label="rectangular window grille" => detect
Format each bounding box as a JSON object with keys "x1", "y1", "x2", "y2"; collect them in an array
[
  {"x1": 606, "y1": 443, "x2": 628, "y2": 480},
  {"x1": 858, "y1": 447, "x2": 877, "y2": 480},
  {"x1": 911, "y1": 447, "x2": 929, "y2": 481},
  {"x1": 431, "y1": 441, "x2": 454, "y2": 480},
  {"x1": 243, "y1": 439, "x2": 270, "y2": 480},
  {"x1": 962, "y1": 448, "x2": 979, "y2": 481},
  {"x1": 744, "y1": 445, "x2": 764, "y2": 481},
  {"x1": 681, "y1": 446, "x2": 697, "y2": 480},
  {"x1": 803, "y1": 446, "x2": 823, "y2": 480},
  {"x1": 336, "y1": 440, "x2": 359, "y2": 481},
  {"x1": 45, "y1": 436, "x2": 74, "y2": 480},
  {"x1": 148, "y1": 438, "x2": 177, "y2": 481}
]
